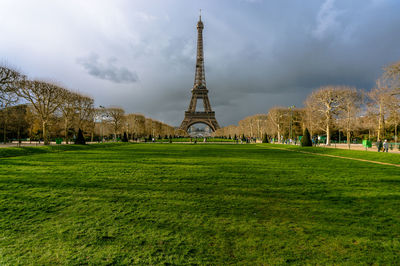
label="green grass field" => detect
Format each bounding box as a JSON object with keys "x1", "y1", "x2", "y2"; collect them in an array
[
  {"x1": 155, "y1": 137, "x2": 235, "y2": 143},
  {"x1": 1, "y1": 143, "x2": 399, "y2": 264}
]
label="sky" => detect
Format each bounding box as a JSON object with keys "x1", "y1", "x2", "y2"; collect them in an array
[{"x1": 1, "y1": 0, "x2": 400, "y2": 127}]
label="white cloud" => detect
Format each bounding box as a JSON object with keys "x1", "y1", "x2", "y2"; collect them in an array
[
  {"x1": 313, "y1": 0, "x2": 343, "y2": 39},
  {"x1": 135, "y1": 11, "x2": 157, "y2": 22}
]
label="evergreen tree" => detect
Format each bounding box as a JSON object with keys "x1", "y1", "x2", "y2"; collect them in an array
[
  {"x1": 122, "y1": 132, "x2": 128, "y2": 142},
  {"x1": 75, "y1": 128, "x2": 86, "y2": 145},
  {"x1": 263, "y1": 133, "x2": 269, "y2": 143},
  {"x1": 301, "y1": 128, "x2": 312, "y2": 147}
]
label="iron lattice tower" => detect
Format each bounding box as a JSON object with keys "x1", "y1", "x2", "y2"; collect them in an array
[{"x1": 179, "y1": 13, "x2": 220, "y2": 132}]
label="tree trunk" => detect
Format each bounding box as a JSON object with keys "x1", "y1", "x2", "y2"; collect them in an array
[
  {"x1": 3, "y1": 122, "x2": 6, "y2": 143},
  {"x1": 43, "y1": 121, "x2": 49, "y2": 145},
  {"x1": 347, "y1": 131, "x2": 351, "y2": 149},
  {"x1": 277, "y1": 125, "x2": 281, "y2": 143},
  {"x1": 347, "y1": 110, "x2": 351, "y2": 149},
  {"x1": 2, "y1": 109, "x2": 8, "y2": 143},
  {"x1": 29, "y1": 125, "x2": 33, "y2": 143},
  {"x1": 326, "y1": 122, "x2": 331, "y2": 145},
  {"x1": 378, "y1": 102, "x2": 383, "y2": 141},
  {"x1": 64, "y1": 118, "x2": 69, "y2": 144},
  {"x1": 17, "y1": 126, "x2": 21, "y2": 146}
]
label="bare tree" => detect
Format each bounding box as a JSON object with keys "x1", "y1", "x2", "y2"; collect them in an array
[
  {"x1": 303, "y1": 99, "x2": 321, "y2": 138},
  {"x1": 75, "y1": 94, "x2": 95, "y2": 132},
  {"x1": 268, "y1": 107, "x2": 289, "y2": 142},
  {"x1": 59, "y1": 91, "x2": 79, "y2": 144},
  {"x1": 387, "y1": 92, "x2": 400, "y2": 143},
  {"x1": 0, "y1": 66, "x2": 21, "y2": 142},
  {"x1": 152, "y1": 120, "x2": 162, "y2": 138},
  {"x1": 24, "y1": 104, "x2": 39, "y2": 142},
  {"x1": 132, "y1": 114, "x2": 146, "y2": 139},
  {"x1": 305, "y1": 86, "x2": 345, "y2": 145},
  {"x1": 9, "y1": 104, "x2": 28, "y2": 144},
  {"x1": 359, "y1": 110, "x2": 375, "y2": 140},
  {"x1": 125, "y1": 114, "x2": 135, "y2": 140},
  {"x1": 368, "y1": 78, "x2": 393, "y2": 141},
  {"x1": 337, "y1": 87, "x2": 362, "y2": 148},
  {"x1": 95, "y1": 106, "x2": 111, "y2": 141},
  {"x1": 16, "y1": 80, "x2": 66, "y2": 145},
  {"x1": 145, "y1": 118, "x2": 153, "y2": 137},
  {"x1": 0, "y1": 66, "x2": 20, "y2": 94},
  {"x1": 384, "y1": 60, "x2": 400, "y2": 92},
  {"x1": 107, "y1": 107, "x2": 125, "y2": 140},
  {"x1": 224, "y1": 124, "x2": 239, "y2": 138}
]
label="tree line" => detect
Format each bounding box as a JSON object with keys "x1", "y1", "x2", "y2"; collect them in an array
[
  {"x1": 214, "y1": 60, "x2": 400, "y2": 146},
  {"x1": 0, "y1": 66, "x2": 175, "y2": 144}
]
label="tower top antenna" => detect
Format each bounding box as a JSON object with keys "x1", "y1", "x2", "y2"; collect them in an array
[{"x1": 199, "y1": 9, "x2": 202, "y2": 21}]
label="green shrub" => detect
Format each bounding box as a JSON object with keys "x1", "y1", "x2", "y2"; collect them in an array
[
  {"x1": 263, "y1": 133, "x2": 269, "y2": 143},
  {"x1": 74, "y1": 129, "x2": 86, "y2": 145},
  {"x1": 122, "y1": 132, "x2": 129, "y2": 142},
  {"x1": 301, "y1": 128, "x2": 312, "y2": 147}
]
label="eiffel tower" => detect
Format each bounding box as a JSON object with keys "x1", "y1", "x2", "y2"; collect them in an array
[{"x1": 179, "y1": 13, "x2": 220, "y2": 132}]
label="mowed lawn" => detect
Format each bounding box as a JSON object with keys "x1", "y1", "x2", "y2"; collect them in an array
[{"x1": 1, "y1": 144, "x2": 400, "y2": 264}]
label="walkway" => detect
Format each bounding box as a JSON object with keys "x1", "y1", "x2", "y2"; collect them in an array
[{"x1": 257, "y1": 145, "x2": 400, "y2": 168}]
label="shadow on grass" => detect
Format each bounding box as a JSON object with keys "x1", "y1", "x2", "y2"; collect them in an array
[{"x1": 0, "y1": 143, "x2": 132, "y2": 159}]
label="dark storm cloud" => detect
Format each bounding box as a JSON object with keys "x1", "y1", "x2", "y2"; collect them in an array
[
  {"x1": 77, "y1": 53, "x2": 138, "y2": 84},
  {"x1": 2, "y1": 0, "x2": 400, "y2": 126},
  {"x1": 200, "y1": 0, "x2": 400, "y2": 117}
]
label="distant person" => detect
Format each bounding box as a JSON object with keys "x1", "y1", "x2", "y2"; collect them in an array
[
  {"x1": 377, "y1": 139, "x2": 382, "y2": 152},
  {"x1": 383, "y1": 139, "x2": 389, "y2": 152}
]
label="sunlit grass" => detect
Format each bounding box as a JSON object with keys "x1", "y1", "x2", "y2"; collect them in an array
[{"x1": 1, "y1": 143, "x2": 399, "y2": 264}]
